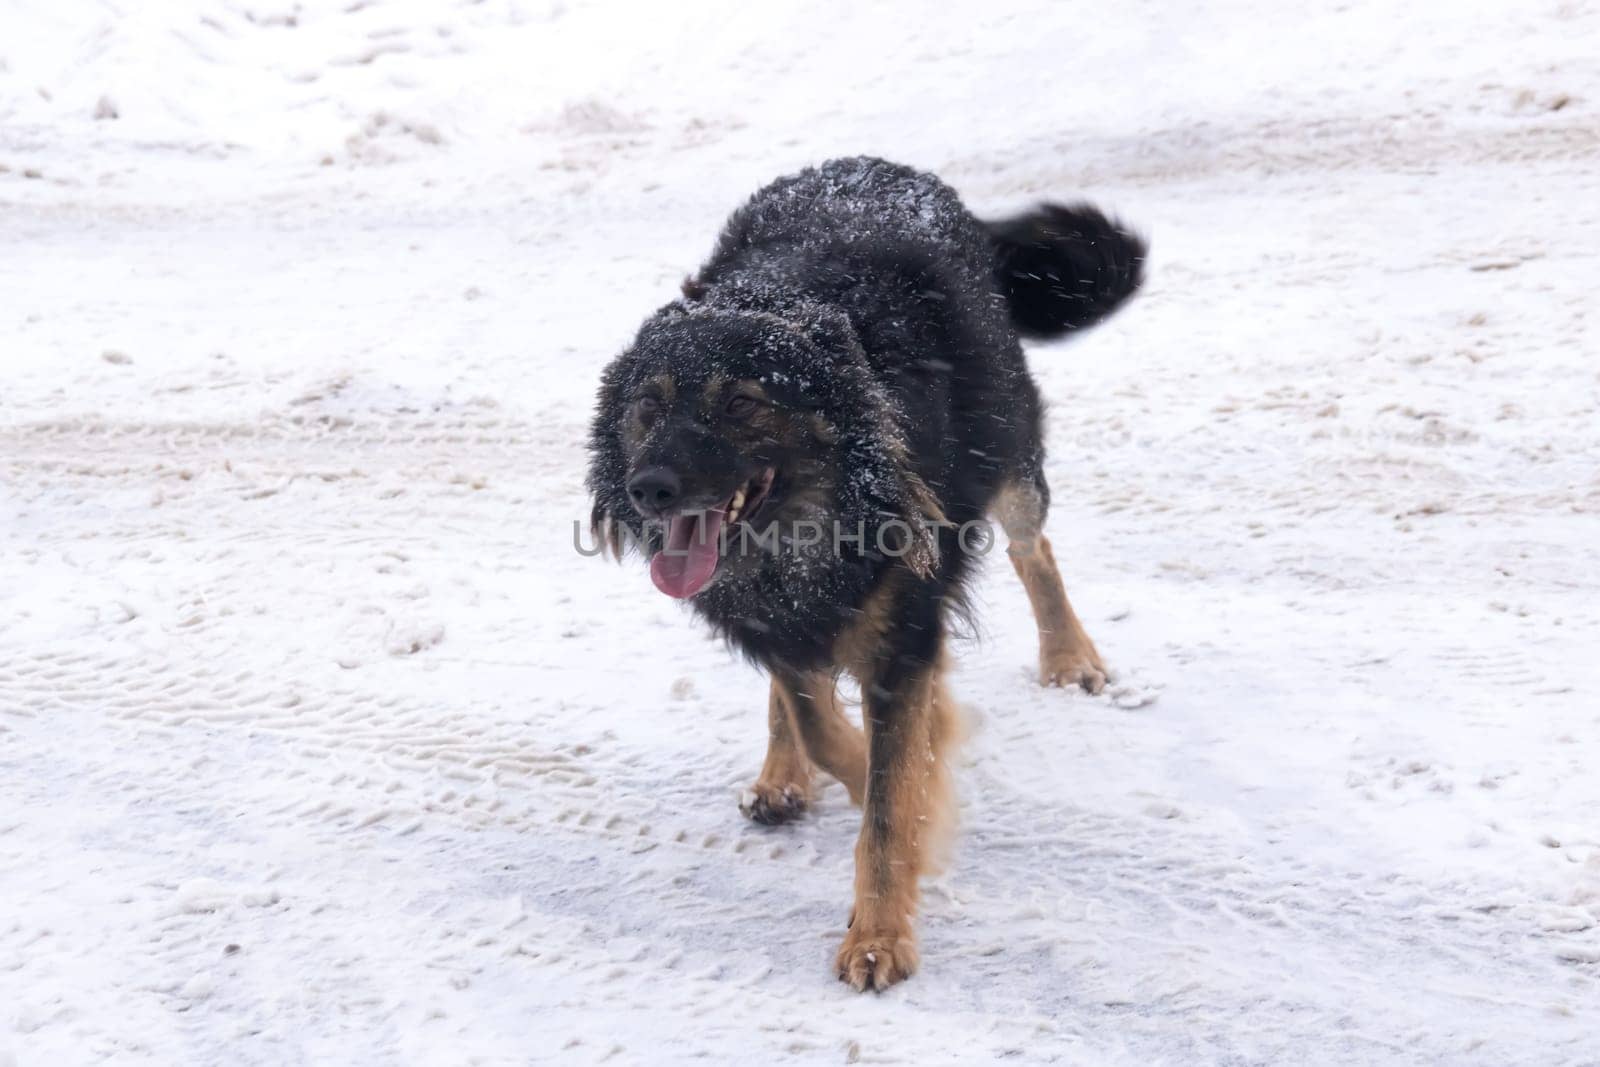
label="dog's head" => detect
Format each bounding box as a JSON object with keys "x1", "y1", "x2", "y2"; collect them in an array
[{"x1": 587, "y1": 298, "x2": 941, "y2": 599}]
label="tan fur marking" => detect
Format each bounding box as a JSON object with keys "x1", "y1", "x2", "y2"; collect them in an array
[
  {"x1": 590, "y1": 507, "x2": 624, "y2": 560},
  {"x1": 741, "y1": 679, "x2": 816, "y2": 823},
  {"x1": 644, "y1": 375, "x2": 676, "y2": 404},
  {"x1": 836, "y1": 653, "x2": 959, "y2": 992},
  {"x1": 806, "y1": 412, "x2": 840, "y2": 446},
  {"x1": 993, "y1": 480, "x2": 1108, "y2": 692},
  {"x1": 705, "y1": 376, "x2": 771, "y2": 405},
  {"x1": 772, "y1": 671, "x2": 866, "y2": 805},
  {"x1": 880, "y1": 442, "x2": 945, "y2": 579},
  {"x1": 831, "y1": 578, "x2": 898, "y2": 681},
  {"x1": 821, "y1": 567, "x2": 962, "y2": 990},
  {"x1": 702, "y1": 374, "x2": 727, "y2": 406}
]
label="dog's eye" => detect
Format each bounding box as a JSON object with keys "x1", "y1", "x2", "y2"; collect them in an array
[
  {"x1": 635, "y1": 395, "x2": 660, "y2": 417},
  {"x1": 725, "y1": 395, "x2": 758, "y2": 418}
]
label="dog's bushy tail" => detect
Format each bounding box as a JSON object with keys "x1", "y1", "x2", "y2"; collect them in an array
[{"x1": 986, "y1": 203, "x2": 1147, "y2": 340}]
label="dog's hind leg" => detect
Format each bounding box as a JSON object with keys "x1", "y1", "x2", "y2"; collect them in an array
[
  {"x1": 992, "y1": 476, "x2": 1108, "y2": 693},
  {"x1": 740, "y1": 678, "x2": 817, "y2": 825}
]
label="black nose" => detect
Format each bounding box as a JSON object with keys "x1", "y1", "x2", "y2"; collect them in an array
[{"x1": 627, "y1": 466, "x2": 681, "y2": 515}]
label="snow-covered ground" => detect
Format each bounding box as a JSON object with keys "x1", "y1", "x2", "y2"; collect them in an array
[{"x1": 3, "y1": 1, "x2": 1599, "y2": 1063}]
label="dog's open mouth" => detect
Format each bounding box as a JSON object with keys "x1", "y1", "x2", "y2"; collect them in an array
[{"x1": 650, "y1": 467, "x2": 776, "y2": 599}]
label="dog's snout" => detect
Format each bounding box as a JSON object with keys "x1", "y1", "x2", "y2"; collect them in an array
[{"x1": 627, "y1": 466, "x2": 681, "y2": 515}]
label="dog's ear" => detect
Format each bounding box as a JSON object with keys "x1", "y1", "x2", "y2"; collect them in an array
[
  {"x1": 825, "y1": 374, "x2": 945, "y2": 580},
  {"x1": 589, "y1": 499, "x2": 624, "y2": 560},
  {"x1": 801, "y1": 307, "x2": 858, "y2": 357},
  {"x1": 793, "y1": 308, "x2": 946, "y2": 578},
  {"x1": 873, "y1": 424, "x2": 945, "y2": 580},
  {"x1": 586, "y1": 344, "x2": 639, "y2": 563}
]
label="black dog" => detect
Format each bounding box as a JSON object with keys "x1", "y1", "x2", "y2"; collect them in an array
[{"x1": 588, "y1": 157, "x2": 1145, "y2": 990}]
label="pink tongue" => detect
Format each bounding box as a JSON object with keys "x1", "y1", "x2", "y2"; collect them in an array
[{"x1": 650, "y1": 509, "x2": 726, "y2": 599}]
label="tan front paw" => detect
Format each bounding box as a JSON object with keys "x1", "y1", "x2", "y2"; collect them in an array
[
  {"x1": 1040, "y1": 641, "x2": 1108, "y2": 693},
  {"x1": 836, "y1": 925, "x2": 918, "y2": 992},
  {"x1": 739, "y1": 781, "x2": 810, "y2": 825}
]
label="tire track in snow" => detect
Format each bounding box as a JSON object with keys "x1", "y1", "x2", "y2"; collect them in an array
[
  {"x1": 3, "y1": 625, "x2": 1597, "y2": 1062},
  {"x1": 4, "y1": 397, "x2": 1597, "y2": 1064}
]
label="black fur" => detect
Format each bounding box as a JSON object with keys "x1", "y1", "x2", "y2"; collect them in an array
[
  {"x1": 587, "y1": 157, "x2": 1144, "y2": 673},
  {"x1": 987, "y1": 203, "x2": 1147, "y2": 339}
]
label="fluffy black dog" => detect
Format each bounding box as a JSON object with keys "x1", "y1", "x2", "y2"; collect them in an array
[{"x1": 588, "y1": 156, "x2": 1144, "y2": 990}]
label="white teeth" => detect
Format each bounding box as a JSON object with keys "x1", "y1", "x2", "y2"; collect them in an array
[{"x1": 728, "y1": 488, "x2": 746, "y2": 522}]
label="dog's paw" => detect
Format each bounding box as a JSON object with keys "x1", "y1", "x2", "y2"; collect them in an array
[
  {"x1": 836, "y1": 926, "x2": 918, "y2": 992},
  {"x1": 739, "y1": 781, "x2": 809, "y2": 825},
  {"x1": 1040, "y1": 644, "x2": 1108, "y2": 693}
]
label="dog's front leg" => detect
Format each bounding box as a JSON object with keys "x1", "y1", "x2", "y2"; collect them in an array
[
  {"x1": 774, "y1": 670, "x2": 866, "y2": 806},
  {"x1": 740, "y1": 677, "x2": 816, "y2": 825},
  {"x1": 836, "y1": 645, "x2": 956, "y2": 992}
]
